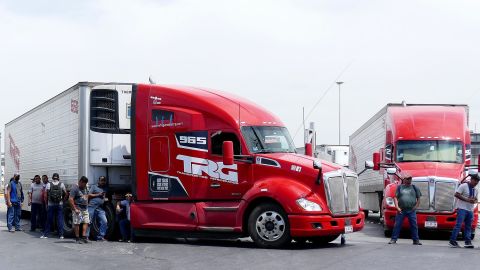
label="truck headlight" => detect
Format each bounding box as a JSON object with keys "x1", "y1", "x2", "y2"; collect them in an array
[
  {"x1": 385, "y1": 197, "x2": 395, "y2": 207},
  {"x1": 296, "y1": 198, "x2": 322, "y2": 212}
]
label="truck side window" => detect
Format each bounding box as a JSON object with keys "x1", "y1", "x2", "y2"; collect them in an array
[
  {"x1": 152, "y1": 110, "x2": 174, "y2": 127},
  {"x1": 211, "y1": 132, "x2": 241, "y2": 155}
]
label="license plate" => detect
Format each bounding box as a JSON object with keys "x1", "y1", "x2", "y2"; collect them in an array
[
  {"x1": 425, "y1": 221, "x2": 437, "y2": 228},
  {"x1": 345, "y1": 225, "x2": 354, "y2": 234}
]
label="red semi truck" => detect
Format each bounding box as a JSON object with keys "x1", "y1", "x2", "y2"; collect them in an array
[
  {"x1": 5, "y1": 82, "x2": 364, "y2": 248},
  {"x1": 350, "y1": 103, "x2": 479, "y2": 236}
]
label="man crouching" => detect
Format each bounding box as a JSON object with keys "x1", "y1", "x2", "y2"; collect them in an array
[{"x1": 69, "y1": 176, "x2": 90, "y2": 244}]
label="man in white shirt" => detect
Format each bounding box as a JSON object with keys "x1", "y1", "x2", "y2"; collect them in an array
[{"x1": 449, "y1": 173, "x2": 479, "y2": 248}]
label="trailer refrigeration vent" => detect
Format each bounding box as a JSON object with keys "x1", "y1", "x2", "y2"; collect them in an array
[{"x1": 91, "y1": 89, "x2": 118, "y2": 132}]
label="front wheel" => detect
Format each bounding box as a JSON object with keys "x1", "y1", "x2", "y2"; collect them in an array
[{"x1": 248, "y1": 203, "x2": 291, "y2": 248}]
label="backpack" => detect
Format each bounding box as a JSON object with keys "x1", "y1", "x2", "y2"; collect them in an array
[{"x1": 49, "y1": 182, "x2": 63, "y2": 203}]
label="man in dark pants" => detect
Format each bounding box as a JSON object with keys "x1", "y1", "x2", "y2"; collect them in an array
[
  {"x1": 389, "y1": 173, "x2": 422, "y2": 245},
  {"x1": 5, "y1": 174, "x2": 24, "y2": 232},
  {"x1": 41, "y1": 173, "x2": 67, "y2": 239},
  {"x1": 449, "y1": 173, "x2": 479, "y2": 248},
  {"x1": 28, "y1": 175, "x2": 44, "y2": 231},
  {"x1": 39, "y1": 175, "x2": 49, "y2": 230}
]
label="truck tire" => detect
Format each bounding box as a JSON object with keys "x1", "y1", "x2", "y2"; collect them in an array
[
  {"x1": 62, "y1": 204, "x2": 74, "y2": 237},
  {"x1": 310, "y1": 234, "x2": 340, "y2": 245},
  {"x1": 384, "y1": 228, "x2": 392, "y2": 237},
  {"x1": 248, "y1": 203, "x2": 291, "y2": 248},
  {"x1": 89, "y1": 203, "x2": 116, "y2": 240}
]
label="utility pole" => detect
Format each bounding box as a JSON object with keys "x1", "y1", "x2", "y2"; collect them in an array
[{"x1": 336, "y1": 82, "x2": 344, "y2": 145}]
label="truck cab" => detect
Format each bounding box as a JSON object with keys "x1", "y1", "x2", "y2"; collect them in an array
[
  {"x1": 129, "y1": 84, "x2": 364, "y2": 247},
  {"x1": 376, "y1": 105, "x2": 478, "y2": 235}
]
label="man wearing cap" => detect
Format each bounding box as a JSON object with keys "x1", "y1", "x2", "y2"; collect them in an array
[
  {"x1": 389, "y1": 173, "x2": 422, "y2": 245},
  {"x1": 449, "y1": 173, "x2": 479, "y2": 248}
]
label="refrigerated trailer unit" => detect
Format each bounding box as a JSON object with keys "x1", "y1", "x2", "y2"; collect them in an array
[
  {"x1": 349, "y1": 103, "x2": 477, "y2": 236},
  {"x1": 4, "y1": 82, "x2": 132, "y2": 237},
  {"x1": 5, "y1": 82, "x2": 364, "y2": 247}
]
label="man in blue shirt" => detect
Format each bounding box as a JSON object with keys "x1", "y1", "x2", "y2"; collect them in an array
[
  {"x1": 5, "y1": 174, "x2": 24, "y2": 232},
  {"x1": 86, "y1": 176, "x2": 108, "y2": 241}
]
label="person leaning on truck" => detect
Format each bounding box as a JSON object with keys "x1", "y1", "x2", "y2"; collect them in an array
[
  {"x1": 5, "y1": 174, "x2": 24, "y2": 232},
  {"x1": 28, "y1": 175, "x2": 44, "y2": 232},
  {"x1": 448, "y1": 173, "x2": 480, "y2": 248},
  {"x1": 85, "y1": 176, "x2": 108, "y2": 241},
  {"x1": 41, "y1": 173, "x2": 67, "y2": 239},
  {"x1": 69, "y1": 176, "x2": 90, "y2": 244},
  {"x1": 388, "y1": 173, "x2": 422, "y2": 245}
]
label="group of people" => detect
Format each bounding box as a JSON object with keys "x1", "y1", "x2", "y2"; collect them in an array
[
  {"x1": 388, "y1": 172, "x2": 480, "y2": 248},
  {"x1": 4, "y1": 173, "x2": 133, "y2": 243}
]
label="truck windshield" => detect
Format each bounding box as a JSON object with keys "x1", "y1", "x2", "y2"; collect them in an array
[
  {"x1": 396, "y1": 140, "x2": 464, "y2": 163},
  {"x1": 241, "y1": 126, "x2": 296, "y2": 154}
]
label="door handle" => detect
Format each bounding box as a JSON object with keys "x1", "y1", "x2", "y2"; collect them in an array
[{"x1": 210, "y1": 182, "x2": 221, "y2": 189}]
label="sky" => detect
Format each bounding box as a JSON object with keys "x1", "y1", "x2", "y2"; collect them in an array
[{"x1": 1, "y1": 0, "x2": 480, "y2": 153}]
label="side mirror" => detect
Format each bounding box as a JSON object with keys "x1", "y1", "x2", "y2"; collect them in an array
[
  {"x1": 386, "y1": 168, "x2": 397, "y2": 175},
  {"x1": 305, "y1": 143, "x2": 313, "y2": 157},
  {"x1": 373, "y1": 152, "x2": 380, "y2": 171},
  {"x1": 223, "y1": 141, "x2": 234, "y2": 166},
  {"x1": 313, "y1": 159, "x2": 322, "y2": 170},
  {"x1": 365, "y1": 160, "x2": 374, "y2": 169}
]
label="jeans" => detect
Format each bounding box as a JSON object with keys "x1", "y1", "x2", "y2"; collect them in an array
[
  {"x1": 119, "y1": 219, "x2": 131, "y2": 241},
  {"x1": 7, "y1": 203, "x2": 22, "y2": 230},
  {"x1": 391, "y1": 209, "x2": 419, "y2": 241},
  {"x1": 30, "y1": 203, "x2": 43, "y2": 231},
  {"x1": 39, "y1": 203, "x2": 47, "y2": 229},
  {"x1": 450, "y1": 208, "x2": 473, "y2": 242},
  {"x1": 43, "y1": 205, "x2": 64, "y2": 237},
  {"x1": 86, "y1": 206, "x2": 108, "y2": 239}
]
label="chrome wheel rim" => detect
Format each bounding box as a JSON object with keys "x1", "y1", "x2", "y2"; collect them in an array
[{"x1": 255, "y1": 211, "x2": 286, "y2": 242}]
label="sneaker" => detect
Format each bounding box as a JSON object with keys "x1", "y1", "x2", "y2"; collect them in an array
[
  {"x1": 449, "y1": 240, "x2": 460, "y2": 248},
  {"x1": 97, "y1": 237, "x2": 106, "y2": 242},
  {"x1": 388, "y1": 239, "x2": 397, "y2": 244},
  {"x1": 118, "y1": 239, "x2": 124, "y2": 242},
  {"x1": 75, "y1": 238, "x2": 82, "y2": 244},
  {"x1": 59, "y1": 236, "x2": 64, "y2": 239},
  {"x1": 15, "y1": 228, "x2": 23, "y2": 232},
  {"x1": 8, "y1": 229, "x2": 15, "y2": 233},
  {"x1": 464, "y1": 241, "x2": 474, "y2": 248},
  {"x1": 413, "y1": 240, "x2": 422, "y2": 245},
  {"x1": 82, "y1": 237, "x2": 89, "y2": 244}
]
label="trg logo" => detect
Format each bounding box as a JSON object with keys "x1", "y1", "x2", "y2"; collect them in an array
[{"x1": 176, "y1": 155, "x2": 238, "y2": 184}]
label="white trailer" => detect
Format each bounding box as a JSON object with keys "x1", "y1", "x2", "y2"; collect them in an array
[
  {"x1": 349, "y1": 106, "x2": 388, "y2": 213},
  {"x1": 4, "y1": 82, "x2": 133, "y2": 237}
]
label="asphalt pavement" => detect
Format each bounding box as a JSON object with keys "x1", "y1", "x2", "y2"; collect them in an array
[{"x1": 0, "y1": 196, "x2": 478, "y2": 270}]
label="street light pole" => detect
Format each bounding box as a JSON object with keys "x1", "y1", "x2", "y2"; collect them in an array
[{"x1": 336, "y1": 82, "x2": 344, "y2": 145}]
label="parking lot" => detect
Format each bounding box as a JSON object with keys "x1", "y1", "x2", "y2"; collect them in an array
[{"x1": 0, "y1": 196, "x2": 478, "y2": 270}]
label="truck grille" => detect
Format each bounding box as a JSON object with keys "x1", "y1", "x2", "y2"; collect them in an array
[
  {"x1": 434, "y1": 182, "x2": 456, "y2": 212},
  {"x1": 413, "y1": 181, "x2": 430, "y2": 211},
  {"x1": 324, "y1": 172, "x2": 360, "y2": 215},
  {"x1": 412, "y1": 177, "x2": 457, "y2": 213}
]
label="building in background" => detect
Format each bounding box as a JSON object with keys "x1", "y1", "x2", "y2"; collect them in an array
[
  {"x1": 296, "y1": 144, "x2": 350, "y2": 167},
  {"x1": 472, "y1": 132, "x2": 480, "y2": 166}
]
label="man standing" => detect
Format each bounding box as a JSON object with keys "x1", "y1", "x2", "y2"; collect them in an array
[
  {"x1": 389, "y1": 173, "x2": 422, "y2": 245},
  {"x1": 28, "y1": 175, "x2": 44, "y2": 232},
  {"x1": 69, "y1": 176, "x2": 90, "y2": 244},
  {"x1": 5, "y1": 174, "x2": 24, "y2": 232},
  {"x1": 117, "y1": 193, "x2": 133, "y2": 242},
  {"x1": 449, "y1": 173, "x2": 479, "y2": 248},
  {"x1": 86, "y1": 176, "x2": 108, "y2": 241},
  {"x1": 41, "y1": 173, "x2": 66, "y2": 239},
  {"x1": 39, "y1": 175, "x2": 49, "y2": 230}
]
